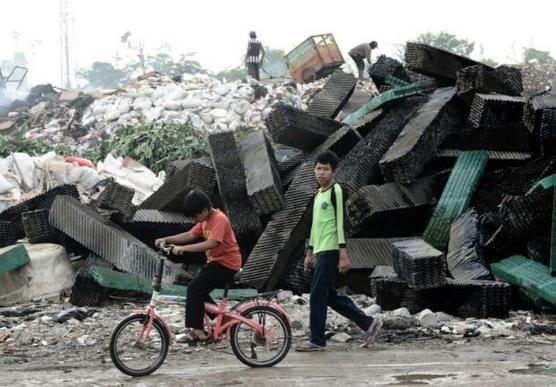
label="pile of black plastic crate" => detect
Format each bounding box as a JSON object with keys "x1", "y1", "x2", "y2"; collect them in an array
[{"x1": 1, "y1": 43, "x2": 554, "y2": 316}]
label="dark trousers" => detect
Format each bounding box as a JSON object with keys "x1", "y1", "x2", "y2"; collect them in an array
[
  {"x1": 185, "y1": 262, "x2": 237, "y2": 330},
  {"x1": 310, "y1": 250, "x2": 373, "y2": 346},
  {"x1": 349, "y1": 54, "x2": 365, "y2": 71},
  {"x1": 247, "y1": 62, "x2": 260, "y2": 80}
]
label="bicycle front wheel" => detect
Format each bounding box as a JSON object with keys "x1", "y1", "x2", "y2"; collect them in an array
[
  {"x1": 230, "y1": 305, "x2": 291, "y2": 367},
  {"x1": 109, "y1": 314, "x2": 169, "y2": 377}
]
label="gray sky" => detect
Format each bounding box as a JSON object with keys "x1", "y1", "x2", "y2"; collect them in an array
[{"x1": 1, "y1": 0, "x2": 555, "y2": 86}]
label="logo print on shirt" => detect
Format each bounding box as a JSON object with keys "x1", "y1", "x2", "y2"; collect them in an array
[{"x1": 321, "y1": 202, "x2": 329, "y2": 210}]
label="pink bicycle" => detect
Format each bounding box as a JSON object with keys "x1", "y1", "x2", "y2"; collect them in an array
[{"x1": 109, "y1": 244, "x2": 292, "y2": 376}]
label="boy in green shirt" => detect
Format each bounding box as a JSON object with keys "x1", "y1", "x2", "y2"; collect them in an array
[{"x1": 295, "y1": 151, "x2": 382, "y2": 352}]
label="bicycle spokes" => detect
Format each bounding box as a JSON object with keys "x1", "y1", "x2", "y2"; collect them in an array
[
  {"x1": 230, "y1": 306, "x2": 291, "y2": 367},
  {"x1": 110, "y1": 315, "x2": 169, "y2": 376}
]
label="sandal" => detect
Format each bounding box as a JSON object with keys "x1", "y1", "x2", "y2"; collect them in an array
[
  {"x1": 178, "y1": 329, "x2": 209, "y2": 345},
  {"x1": 361, "y1": 318, "x2": 382, "y2": 348}
]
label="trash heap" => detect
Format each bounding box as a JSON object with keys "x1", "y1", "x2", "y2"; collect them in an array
[
  {"x1": 1, "y1": 43, "x2": 555, "y2": 320},
  {"x1": 0, "y1": 72, "x2": 319, "y2": 155}
]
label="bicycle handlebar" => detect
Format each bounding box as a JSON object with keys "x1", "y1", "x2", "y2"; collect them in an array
[{"x1": 157, "y1": 243, "x2": 174, "y2": 256}]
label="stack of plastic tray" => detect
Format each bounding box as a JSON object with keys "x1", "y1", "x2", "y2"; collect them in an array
[
  {"x1": 456, "y1": 65, "x2": 522, "y2": 103},
  {"x1": 306, "y1": 70, "x2": 357, "y2": 119},
  {"x1": 140, "y1": 158, "x2": 216, "y2": 212},
  {"x1": 21, "y1": 209, "x2": 59, "y2": 243},
  {"x1": 96, "y1": 182, "x2": 134, "y2": 218},
  {"x1": 500, "y1": 188, "x2": 553, "y2": 238},
  {"x1": 392, "y1": 239, "x2": 447, "y2": 290},
  {"x1": 69, "y1": 255, "x2": 113, "y2": 307},
  {"x1": 423, "y1": 151, "x2": 488, "y2": 250},
  {"x1": 369, "y1": 265, "x2": 396, "y2": 297},
  {"x1": 369, "y1": 55, "x2": 410, "y2": 88},
  {"x1": 0, "y1": 185, "x2": 79, "y2": 239},
  {"x1": 379, "y1": 87, "x2": 461, "y2": 183},
  {"x1": 336, "y1": 96, "x2": 427, "y2": 195},
  {"x1": 238, "y1": 130, "x2": 283, "y2": 215},
  {"x1": 266, "y1": 103, "x2": 344, "y2": 151},
  {"x1": 348, "y1": 174, "x2": 444, "y2": 237},
  {"x1": 491, "y1": 255, "x2": 556, "y2": 306},
  {"x1": 405, "y1": 42, "x2": 490, "y2": 82}
]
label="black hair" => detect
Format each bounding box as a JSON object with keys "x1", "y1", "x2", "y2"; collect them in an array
[
  {"x1": 183, "y1": 189, "x2": 213, "y2": 217},
  {"x1": 315, "y1": 150, "x2": 339, "y2": 171},
  {"x1": 370, "y1": 41, "x2": 378, "y2": 49}
]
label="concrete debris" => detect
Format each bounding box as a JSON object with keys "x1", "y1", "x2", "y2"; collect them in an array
[{"x1": 0, "y1": 244, "x2": 74, "y2": 306}]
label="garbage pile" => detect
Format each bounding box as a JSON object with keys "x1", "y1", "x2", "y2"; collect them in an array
[
  {"x1": 0, "y1": 72, "x2": 318, "y2": 156},
  {"x1": 1, "y1": 42, "x2": 555, "y2": 320},
  {"x1": 520, "y1": 62, "x2": 556, "y2": 96}
]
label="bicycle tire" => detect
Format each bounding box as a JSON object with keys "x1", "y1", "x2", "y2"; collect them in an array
[
  {"x1": 230, "y1": 305, "x2": 291, "y2": 368},
  {"x1": 110, "y1": 314, "x2": 169, "y2": 377}
]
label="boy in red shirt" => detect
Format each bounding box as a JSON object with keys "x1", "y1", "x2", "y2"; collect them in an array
[{"x1": 155, "y1": 189, "x2": 241, "y2": 342}]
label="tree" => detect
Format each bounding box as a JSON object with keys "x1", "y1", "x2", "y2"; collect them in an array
[
  {"x1": 170, "y1": 53, "x2": 207, "y2": 76},
  {"x1": 523, "y1": 47, "x2": 553, "y2": 64},
  {"x1": 416, "y1": 32, "x2": 475, "y2": 57},
  {"x1": 215, "y1": 66, "x2": 246, "y2": 82},
  {"x1": 77, "y1": 61, "x2": 129, "y2": 89},
  {"x1": 216, "y1": 47, "x2": 288, "y2": 81},
  {"x1": 261, "y1": 47, "x2": 288, "y2": 78}
]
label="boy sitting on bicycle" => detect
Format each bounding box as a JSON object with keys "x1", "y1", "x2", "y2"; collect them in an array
[{"x1": 155, "y1": 189, "x2": 241, "y2": 343}]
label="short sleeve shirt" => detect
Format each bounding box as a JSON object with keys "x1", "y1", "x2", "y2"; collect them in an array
[{"x1": 189, "y1": 209, "x2": 242, "y2": 271}]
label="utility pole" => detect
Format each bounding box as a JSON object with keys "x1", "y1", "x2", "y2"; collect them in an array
[{"x1": 59, "y1": 0, "x2": 71, "y2": 89}]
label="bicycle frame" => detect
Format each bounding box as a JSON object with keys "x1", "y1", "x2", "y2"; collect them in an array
[
  {"x1": 132, "y1": 290, "x2": 284, "y2": 347},
  {"x1": 129, "y1": 245, "x2": 288, "y2": 347}
]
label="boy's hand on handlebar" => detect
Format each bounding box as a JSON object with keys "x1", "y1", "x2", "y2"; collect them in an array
[
  {"x1": 155, "y1": 238, "x2": 166, "y2": 247},
  {"x1": 171, "y1": 245, "x2": 189, "y2": 255}
]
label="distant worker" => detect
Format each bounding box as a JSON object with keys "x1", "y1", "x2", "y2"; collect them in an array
[
  {"x1": 245, "y1": 31, "x2": 265, "y2": 81},
  {"x1": 348, "y1": 41, "x2": 378, "y2": 81}
]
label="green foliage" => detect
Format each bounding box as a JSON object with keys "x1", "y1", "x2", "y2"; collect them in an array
[
  {"x1": 523, "y1": 47, "x2": 554, "y2": 64},
  {"x1": 87, "y1": 121, "x2": 209, "y2": 173},
  {"x1": 76, "y1": 61, "x2": 130, "y2": 89},
  {"x1": 0, "y1": 130, "x2": 73, "y2": 158},
  {"x1": 261, "y1": 47, "x2": 288, "y2": 78},
  {"x1": 416, "y1": 32, "x2": 475, "y2": 57},
  {"x1": 147, "y1": 52, "x2": 207, "y2": 78},
  {"x1": 480, "y1": 58, "x2": 498, "y2": 67},
  {"x1": 216, "y1": 66, "x2": 247, "y2": 82}
]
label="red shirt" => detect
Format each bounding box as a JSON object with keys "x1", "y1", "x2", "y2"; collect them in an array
[{"x1": 189, "y1": 209, "x2": 242, "y2": 271}]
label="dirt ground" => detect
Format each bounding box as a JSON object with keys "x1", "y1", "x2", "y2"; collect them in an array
[
  {"x1": 2, "y1": 328, "x2": 556, "y2": 386},
  {"x1": 1, "y1": 297, "x2": 555, "y2": 386}
]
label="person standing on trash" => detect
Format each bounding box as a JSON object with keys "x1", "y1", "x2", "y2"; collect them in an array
[
  {"x1": 245, "y1": 31, "x2": 265, "y2": 81},
  {"x1": 295, "y1": 151, "x2": 382, "y2": 352},
  {"x1": 348, "y1": 41, "x2": 378, "y2": 81}
]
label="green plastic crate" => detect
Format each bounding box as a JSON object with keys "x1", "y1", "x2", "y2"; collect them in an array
[
  {"x1": 491, "y1": 255, "x2": 556, "y2": 307},
  {"x1": 342, "y1": 83, "x2": 422, "y2": 124},
  {"x1": 527, "y1": 173, "x2": 556, "y2": 195},
  {"x1": 89, "y1": 265, "x2": 257, "y2": 300},
  {"x1": 423, "y1": 151, "x2": 488, "y2": 251},
  {"x1": 385, "y1": 75, "x2": 410, "y2": 87},
  {"x1": 518, "y1": 288, "x2": 555, "y2": 312},
  {"x1": 0, "y1": 244, "x2": 30, "y2": 274}
]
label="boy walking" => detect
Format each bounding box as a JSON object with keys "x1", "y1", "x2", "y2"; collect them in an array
[
  {"x1": 295, "y1": 151, "x2": 382, "y2": 351},
  {"x1": 155, "y1": 189, "x2": 241, "y2": 343}
]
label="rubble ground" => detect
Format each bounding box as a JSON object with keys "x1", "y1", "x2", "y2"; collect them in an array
[{"x1": 1, "y1": 294, "x2": 555, "y2": 386}]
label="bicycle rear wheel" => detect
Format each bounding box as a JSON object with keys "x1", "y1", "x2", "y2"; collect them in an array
[
  {"x1": 110, "y1": 314, "x2": 169, "y2": 376},
  {"x1": 230, "y1": 305, "x2": 291, "y2": 367}
]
